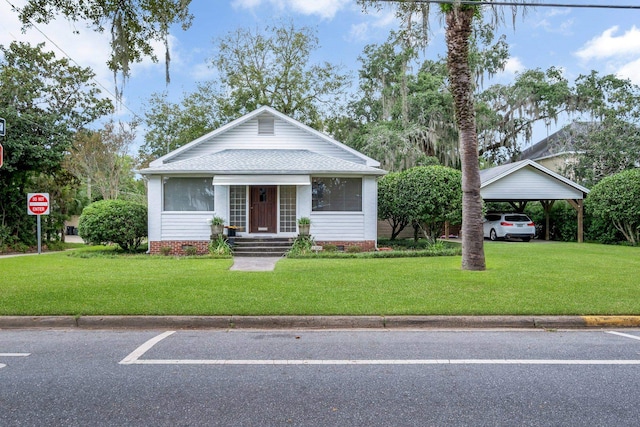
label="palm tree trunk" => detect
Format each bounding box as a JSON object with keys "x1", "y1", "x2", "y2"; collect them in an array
[{"x1": 445, "y1": 8, "x2": 486, "y2": 271}]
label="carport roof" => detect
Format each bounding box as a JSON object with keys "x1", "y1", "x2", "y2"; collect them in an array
[{"x1": 480, "y1": 159, "x2": 589, "y2": 201}]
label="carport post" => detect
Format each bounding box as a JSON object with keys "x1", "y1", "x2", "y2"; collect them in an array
[
  {"x1": 541, "y1": 200, "x2": 555, "y2": 241},
  {"x1": 567, "y1": 199, "x2": 584, "y2": 243}
]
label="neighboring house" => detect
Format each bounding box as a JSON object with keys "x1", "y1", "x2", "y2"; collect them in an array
[
  {"x1": 138, "y1": 106, "x2": 386, "y2": 255},
  {"x1": 518, "y1": 122, "x2": 593, "y2": 177}
]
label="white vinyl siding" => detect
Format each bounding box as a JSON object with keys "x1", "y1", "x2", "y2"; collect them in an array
[
  {"x1": 309, "y1": 213, "x2": 366, "y2": 240},
  {"x1": 481, "y1": 167, "x2": 584, "y2": 200},
  {"x1": 168, "y1": 117, "x2": 365, "y2": 165},
  {"x1": 161, "y1": 212, "x2": 212, "y2": 240}
]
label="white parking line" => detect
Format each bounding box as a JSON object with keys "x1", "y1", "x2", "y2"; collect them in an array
[
  {"x1": 122, "y1": 358, "x2": 640, "y2": 366},
  {"x1": 119, "y1": 331, "x2": 640, "y2": 366},
  {"x1": 120, "y1": 331, "x2": 176, "y2": 364},
  {"x1": 0, "y1": 353, "x2": 30, "y2": 369},
  {"x1": 606, "y1": 331, "x2": 640, "y2": 341}
]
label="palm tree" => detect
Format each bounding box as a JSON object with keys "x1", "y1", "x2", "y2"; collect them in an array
[
  {"x1": 359, "y1": 0, "x2": 533, "y2": 271},
  {"x1": 443, "y1": 3, "x2": 486, "y2": 270}
]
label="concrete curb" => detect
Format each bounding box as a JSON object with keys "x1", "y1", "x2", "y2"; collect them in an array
[{"x1": 1, "y1": 315, "x2": 640, "y2": 330}]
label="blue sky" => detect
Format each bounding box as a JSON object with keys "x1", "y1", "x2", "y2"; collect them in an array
[{"x1": 2, "y1": 0, "x2": 640, "y2": 147}]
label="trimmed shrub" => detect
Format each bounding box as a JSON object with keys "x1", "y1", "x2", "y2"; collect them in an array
[
  {"x1": 586, "y1": 168, "x2": 640, "y2": 246},
  {"x1": 78, "y1": 200, "x2": 147, "y2": 252}
]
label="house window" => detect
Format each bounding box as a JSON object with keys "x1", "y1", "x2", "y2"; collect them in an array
[
  {"x1": 163, "y1": 177, "x2": 214, "y2": 211},
  {"x1": 312, "y1": 177, "x2": 362, "y2": 212},
  {"x1": 258, "y1": 116, "x2": 275, "y2": 135},
  {"x1": 279, "y1": 186, "x2": 296, "y2": 232},
  {"x1": 229, "y1": 185, "x2": 247, "y2": 228}
]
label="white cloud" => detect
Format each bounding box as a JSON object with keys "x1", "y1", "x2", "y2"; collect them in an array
[
  {"x1": 232, "y1": 0, "x2": 349, "y2": 20},
  {"x1": 346, "y1": 9, "x2": 401, "y2": 43},
  {"x1": 575, "y1": 26, "x2": 640, "y2": 61},
  {"x1": 190, "y1": 62, "x2": 217, "y2": 81},
  {"x1": 531, "y1": 8, "x2": 573, "y2": 36},
  {"x1": 348, "y1": 22, "x2": 370, "y2": 43},
  {"x1": 574, "y1": 26, "x2": 640, "y2": 85},
  {"x1": 546, "y1": 8, "x2": 571, "y2": 18},
  {"x1": 503, "y1": 57, "x2": 525, "y2": 75},
  {"x1": 616, "y1": 58, "x2": 640, "y2": 85},
  {"x1": 131, "y1": 34, "x2": 182, "y2": 75}
]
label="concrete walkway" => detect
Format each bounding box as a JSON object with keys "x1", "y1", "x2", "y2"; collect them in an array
[{"x1": 230, "y1": 257, "x2": 282, "y2": 271}]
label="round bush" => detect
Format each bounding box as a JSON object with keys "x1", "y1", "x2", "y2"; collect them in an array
[
  {"x1": 586, "y1": 168, "x2": 640, "y2": 246},
  {"x1": 78, "y1": 200, "x2": 148, "y2": 252}
]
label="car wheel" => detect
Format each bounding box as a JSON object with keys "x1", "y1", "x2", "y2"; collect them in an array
[{"x1": 489, "y1": 229, "x2": 498, "y2": 241}]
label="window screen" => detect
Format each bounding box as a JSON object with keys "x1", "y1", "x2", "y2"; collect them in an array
[
  {"x1": 312, "y1": 177, "x2": 362, "y2": 212},
  {"x1": 163, "y1": 177, "x2": 214, "y2": 211}
]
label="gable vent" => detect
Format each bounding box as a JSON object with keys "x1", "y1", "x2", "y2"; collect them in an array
[{"x1": 258, "y1": 116, "x2": 275, "y2": 135}]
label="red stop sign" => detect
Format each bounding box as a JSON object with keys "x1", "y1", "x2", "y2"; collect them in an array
[{"x1": 27, "y1": 193, "x2": 50, "y2": 215}]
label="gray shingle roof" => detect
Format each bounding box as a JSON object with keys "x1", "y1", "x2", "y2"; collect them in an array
[
  {"x1": 139, "y1": 149, "x2": 386, "y2": 175},
  {"x1": 519, "y1": 122, "x2": 593, "y2": 161}
]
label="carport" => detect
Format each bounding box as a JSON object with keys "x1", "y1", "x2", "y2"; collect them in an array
[{"x1": 480, "y1": 160, "x2": 590, "y2": 242}]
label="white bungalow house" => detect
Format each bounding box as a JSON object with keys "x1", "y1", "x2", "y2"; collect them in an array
[{"x1": 138, "y1": 106, "x2": 387, "y2": 255}]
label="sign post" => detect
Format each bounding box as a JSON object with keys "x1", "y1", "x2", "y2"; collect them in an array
[{"x1": 27, "y1": 193, "x2": 50, "y2": 254}]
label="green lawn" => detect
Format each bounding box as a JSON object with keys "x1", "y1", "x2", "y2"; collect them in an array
[{"x1": 1, "y1": 242, "x2": 638, "y2": 316}]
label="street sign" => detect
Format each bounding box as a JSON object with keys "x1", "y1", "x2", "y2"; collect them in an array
[
  {"x1": 0, "y1": 143, "x2": 3, "y2": 168},
  {"x1": 27, "y1": 193, "x2": 50, "y2": 215},
  {"x1": 0, "y1": 117, "x2": 5, "y2": 137}
]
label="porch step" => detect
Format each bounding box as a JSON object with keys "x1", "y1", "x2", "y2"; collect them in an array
[{"x1": 231, "y1": 237, "x2": 293, "y2": 257}]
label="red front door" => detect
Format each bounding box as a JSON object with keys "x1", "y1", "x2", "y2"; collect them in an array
[{"x1": 250, "y1": 186, "x2": 277, "y2": 233}]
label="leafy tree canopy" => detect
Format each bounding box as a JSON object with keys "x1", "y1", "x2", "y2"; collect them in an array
[
  {"x1": 16, "y1": 0, "x2": 193, "y2": 95},
  {"x1": 140, "y1": 22, "x2": 351, "y2": 163},
  {"x1": 139, "y1": 82, "x2": 223, "y2": 165},
  {"x1": 0, "y1": 41, "x2": 112, "y2": 246},
  {"x1": 212, "y1": 21, "x2": 351, "y2": 128}
]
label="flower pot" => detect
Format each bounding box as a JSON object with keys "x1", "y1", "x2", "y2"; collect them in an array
[
  {"x1": 298, "y1": 224, "x2": 310, "y2": 235},
  {"x1": 210, "y1": 224, "x2": 224, "y2": 235}
]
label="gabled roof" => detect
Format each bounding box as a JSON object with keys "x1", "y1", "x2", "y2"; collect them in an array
[
  {"x1": 519, "y1": 122, "x2": 593, "y2": 161},
  {"x1": 140, "y1": 149, "x2": 386, "y2": 176},
  {"x1": 480, "y1": 159, "x2": 590, "y2": 198},
  {"x1": 148, "y1": 106, "x2": 381, "y2": 168}
]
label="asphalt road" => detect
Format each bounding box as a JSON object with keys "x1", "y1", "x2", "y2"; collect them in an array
[{"x1": 2, "y1": 329, "x2": 640, "y2": 426}]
